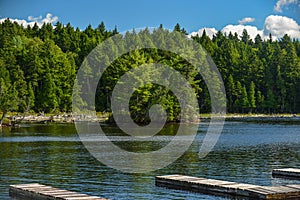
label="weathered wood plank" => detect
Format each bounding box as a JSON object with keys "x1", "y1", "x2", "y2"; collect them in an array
[
  {"x1": 156, "y1": 174, "x2": 300, "y2": 199},
  {"x1": 272, "y1": 168, "x2": 300, "y2": 180},
  {"x1": 9, "y1": 183, "x2": 108, "y2": 200}
]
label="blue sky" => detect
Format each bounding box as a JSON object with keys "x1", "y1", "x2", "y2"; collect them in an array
[{"x1": 1, "y1": 0, "x2": 299, "y2": 39}]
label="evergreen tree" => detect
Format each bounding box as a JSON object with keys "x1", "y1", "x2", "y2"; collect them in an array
[
  {"x1": 256, "y1": 90, "x2": 264, "y2": 113},
  {"x1": 227, "y1": 74, "x2": 235, "y2": 112},
  {"x1": 241, "y1": 29, "x2": 252, "y2": 45},
  {"x1": 241, "y1": 85, "x2": 249, "y2": 113},
  {"x1": 0, "y1": 79, "x2": 19, "y2": 125},
  {"x1": 266, "y1": 89, "x2": 276, "y2": 113},
  {"x1": 0, "y1": 19, "x2": 300, "y2": 116},
  {"x1": 248, "y1": 81, "x2": 256, "y2": 113},
  {"x1": 233, "y1": 81, "x2": 242, "y2": 113},
  {"x1": 26, "y1": 82, "x2": 35, "y2": 112},
  {"x1": 276, "y1": 65, "x2": 286, "y2": 112}
]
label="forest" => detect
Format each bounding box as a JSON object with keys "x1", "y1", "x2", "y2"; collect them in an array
[{"x1": 0, "y1": 19, "x2": 300, "y2": 123}]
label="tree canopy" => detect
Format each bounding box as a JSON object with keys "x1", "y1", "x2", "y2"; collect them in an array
[{"x1": 0, "y1": 19, "x2": 300, "y2": 124}]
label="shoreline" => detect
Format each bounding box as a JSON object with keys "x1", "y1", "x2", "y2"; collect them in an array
[
  {"x1": 1, "y1": 113, "x2": 300, "y2": 127},
  {"x1": 201, "y1": 113, "x2": 300, "y2": 123},
  {"x1": 1, "y1": 113, "x2": 109, "y2": 127}
]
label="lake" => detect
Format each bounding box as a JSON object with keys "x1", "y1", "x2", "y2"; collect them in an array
[{"x1": 1, "y1": 121, "x2": 300, "y2": 199}]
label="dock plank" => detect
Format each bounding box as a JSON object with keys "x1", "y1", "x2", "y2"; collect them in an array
[
  {"x1": 9, "y1": 183, "x2": 108, "y2": 200},
  {"x1": 272, "y1": 168, "x2": 300, "y2": 180},
  {"x1": 156, "y1": 174, "x2": 300, "y2": 199}
]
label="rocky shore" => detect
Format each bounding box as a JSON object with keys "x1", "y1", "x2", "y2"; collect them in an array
[
  {"x1": 2, "y1": 113, "x2": 300, "y2": 127},
  {"x1": 201, "y1": 114, "x2": 300, "y2": 123},
  {"x1": 2, "y1": 113, "x2": 109, "y2": 127}
]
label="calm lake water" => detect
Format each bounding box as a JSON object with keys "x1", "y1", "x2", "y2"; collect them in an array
[{"x1": 1, "y1": 121, "x2": 300, "y2": 199}]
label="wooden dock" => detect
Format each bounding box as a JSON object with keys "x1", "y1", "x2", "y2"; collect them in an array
[
  {"x1": 9, "y1": 183, "x2": 108, "y2": 200},
  {"x1": 155, "y1": 174, "x2": 300, "y2": 199},
  {"x1": 272, "y1": 168, "x2": 300, "y2": 180}
]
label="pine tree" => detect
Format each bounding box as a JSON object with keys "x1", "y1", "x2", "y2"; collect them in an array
[
  {"x1": 0, "y1": 80, "x2": 19, "y2": 125},
  {"x1": 26, "y1": 82, "x2": 35, "y2": 112},
  {"x1": 227, "y1": 74, "x2": 235, "y2": 112},
  {"x1": 254, "y1": 34, "x2": 263, "y2": 48},
  {"x1": 248, "y1": 81, "x2": 256, "y2": 113},
  {"x1": 256, "y1": 90, "x2": 264, "y2": 113},
  {"x1": 241, "y1": 85, "x2": 249, "y2": 113},
  {"x1": 276, "y1": 65, "x2": 286, "y2": 112},
  {"x1": 266, "y1": 89, "x2": 276, "y2": 113},
  {"x1": 241, "y1": 29, "x2": 252, "y2": 45},
  {"x1": 97, "y1": 21, "x2": 106, "y2": 36},
  {"x1": 233, "y1": 81, "x2": 242, "y2": 113}
]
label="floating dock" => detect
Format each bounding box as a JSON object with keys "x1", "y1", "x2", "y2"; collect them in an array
[
  {"x1": 155, "y1": 174, "x2": 300, "y2": 199},
  {"x1": 9, "y1": 183, "x2": 108, "y2": 200},
  {"x1": 272, "y1": 168, "x2": 300, "y2": 180}
]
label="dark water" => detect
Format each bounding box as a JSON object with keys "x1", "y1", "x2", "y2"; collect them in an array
[{"x1": 1, "y1": 121, "x2": 300, "y2": 199}]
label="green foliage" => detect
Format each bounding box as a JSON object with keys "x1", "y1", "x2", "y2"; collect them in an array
[
  {"x1": 194, "y1": 30, "x2": 300, "y2": 114},
  {"x1": 0, "y1": 20, "x2": 117, "y2": 115},
  {"x1": 241, "y1": 86, "x2": 249, "y2": 111},
  {"x1": 0, "y1": 18, "x2": 300, "y2": 120},
  {"x1": 0, "y1": 80, "x2": 19, "y2": 125},
  {"x1": 248, "y1": 81, "x2": 256, "y2": 112}
]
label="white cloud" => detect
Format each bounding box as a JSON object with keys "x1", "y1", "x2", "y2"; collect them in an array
[
  {"x1": 189, "y1": 15, "x2": 300, "y2": 40},
  {"x1": 238, "y1": 17, "x2": 255, "y2": 25},
  {"x1": 41, "y1": 13, "x2": 58, "y2": 24},
  {"x1": 0, "y1": 18, "x2": 29, "y2": 26},
  {"x1": 274, "y1": 0, "x2": 299, "y2": 12},
  {"x1": 28, "y1": 15, "x2": 42, "y2": 21},
  {"x1": 264, "y1": 15, "x2": 300, "y2": 39},
  {"x1": 189, "y1": 27, "x2": 218, "y2": 38},
  {"x1": 0, "y1": 13, "x2": 58, "y2": 28},
  {"x1": 222, "y1": 24, "x2": 263, "y2": 40}
]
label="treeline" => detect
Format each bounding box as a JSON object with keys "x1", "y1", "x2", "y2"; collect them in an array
[
  {"x1": 0, "y1": 19, "x2": 300, "y2": 122},
  {"x1": 192, "y1": 29, "x2": 300, "y2": 113},
  {"x1": 0, "y1": 19, "x2": 117, "y2": 122}
]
